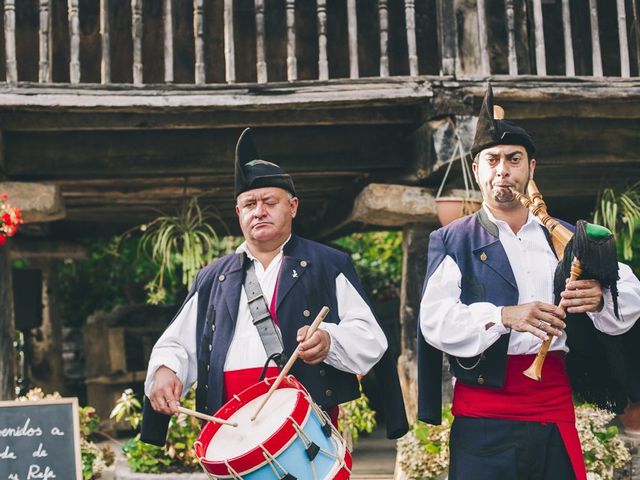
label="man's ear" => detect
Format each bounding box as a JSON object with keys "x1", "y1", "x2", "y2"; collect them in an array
[
  {"x1": 529, "y1": 158, "x2": 536, "y2": 179},
  {"x1": 472, "y1": 161, "x2": 479, "y2": 184}
]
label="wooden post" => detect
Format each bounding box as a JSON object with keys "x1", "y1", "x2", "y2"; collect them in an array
[
  {"x1": 317, "y1": 0, "x2": 328, "y2": 80},
  {"x1": 404, "y1": 0, "x2": 418, "y2": 77},
  {"x1": 255, "y1": 0, "x2": 267, "y2": 83},
  {"x1": 561, "y1": 0, "x2": 575, "y2": 76},
  {"x1": 588, "y1": 0, "x2": 602, "y2": 76},
  {"x1": 378, "y1": 0, "x2": 389, "y2": 77},
  {"x1": 504, "y1": 0, "x2": 517, "y2": 75},
  {"x1": 0, "y1": 243, "x2": 15, "y2": 400},
  {"x1": 100, "y1": 0, "x2": 111, "y2": 84},
  {"x1": 532, "y1": 0, "x2": 546, "y2": 75},
  {"x1": 194, "y1": 0, "x2": 205, "y2": 84},
  {"x1": 476, "y1": 0, "x2": 490, "y2": 75},
  {"x1": 347, "y1": 0, "x2": 359, "y2": 79},
  {"x1": 132, "y1": 0, "x2": 143, "y2": 85},
  {"x1": 616, "y1": 0, "x2": 630, "y2": 78},
  {"x1": 163, "y1": 0, "x2": 173, "y2": 83},
  {"x1": 286, "y1": 0, "x2": 297, "y2": 81},
  {"x1": 39, "y1": 0, "x2": 52, "y2": 83},
  {"x1": 224, "y1": 0, "x2": 236, "y2": 83},
  {"x1": 69, "y1": 0, "x2": 80, "y2": 84},
  {"x1": 632, "y1": 0, "x2": 640, "y2": 74},
  {"x1": 436, "y1": 0, "x2": 456, "y2": 75},
  {"x1": 4, "y1": 0, "x2": 17, "y2": 85}
]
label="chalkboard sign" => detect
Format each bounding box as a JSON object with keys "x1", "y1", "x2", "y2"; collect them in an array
[{"x1": 0, "y1": 398, "x2": 82, "y2": 480}]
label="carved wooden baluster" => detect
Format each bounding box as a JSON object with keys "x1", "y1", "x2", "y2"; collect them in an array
[
  {"x1": 69, "y1": 0, "x2": 81, "y2": 83},
  {"x1": 561, "y1": 0, "x2": 574, "y2": 76},
  {"x1": 132, "y1": 0, "x2": 143, "y2": 84},
  {"x1": 317, "y1": 0, "x2": 328, "y2": 80},
  {"x1": 504, "y1": 0, "x2": 517, "y2": 75},
  {"x1": 378, "y1": 0, "x2": 389, "y2": 77},
  {"x1": 224, "y1": 0, "x2": 236, "y2": 83},
  {"x1": 101, "y1": 0, "x2": 111, "y2": 83},
  {"x1": 255, "y1": 0, "x2": 267, "y2": 83},
  {"x1": 436, "y1": 0, "x2": 456, "y2": 75},
  {"x1": 405, "y1": 0, "x2": 418, "y2": 76},
  {"x1": 194, "y1": 0, "x2": 205, "y2": 84},
  {"x1": 632, "y1": 0, "x2": 640, "y2": 74},
  {"x1": 39, "y1": 0, "x2": 51, "y2": 83},
  {"x1": 286, "y1": 0, "x2": 297, "y2": 81},
  {"x1": 347, "y1": 0, "x2": 359, "y2": 78},
  {"x1": 588, "y1": 0, "x2": 602, "y2": 76},
  {"x1": 476, "y1": 0, "x2": 489, "y2": 75},
  {"x1": 532, "y1": 0, "x2": 546, "y2": 75},
  {"x1": 4, "y1": 0, "x2": 17, "y2": 85},
  {"x1": 163, "y1": 0, "x2": 173, "y2": 82},
  {"x1": 616, "y1": 0, "x2": 630, "y2": 78}
]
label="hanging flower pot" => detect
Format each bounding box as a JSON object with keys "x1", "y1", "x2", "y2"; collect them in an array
[{"x1": 435, "y1": 196, "x2": 482, "y2": 227}]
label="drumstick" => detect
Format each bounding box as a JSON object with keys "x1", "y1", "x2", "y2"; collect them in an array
[
  {"x1": 251, "y1": 306, "x2": 330, "y2": 421},
  {"x1": 177, "y1": 406, "x2": 238, "y2": 427}
]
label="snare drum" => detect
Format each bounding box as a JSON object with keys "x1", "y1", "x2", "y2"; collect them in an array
[{"x1": 194, "y1": 376, "x2": 351, "y2": 479}]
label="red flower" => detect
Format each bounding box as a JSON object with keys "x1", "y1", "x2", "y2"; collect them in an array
[
  {"x1": 0, "y1": 235, "x2": 5, "y2": 246},
  {"x1": 0, "y1": 193, "x2": 7, "y2": 200},
  {"x1": 2, "y1": 213, "x2": 11, "y2": 225}
]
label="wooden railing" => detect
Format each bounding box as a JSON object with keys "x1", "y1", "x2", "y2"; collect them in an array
[{"x1": 2, "y1": 0, "x2": 639, "y2": 86}]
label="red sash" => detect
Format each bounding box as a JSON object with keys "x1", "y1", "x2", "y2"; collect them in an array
[{"x1": 452, "y1": 352, "x2": 586, "y2": 480}]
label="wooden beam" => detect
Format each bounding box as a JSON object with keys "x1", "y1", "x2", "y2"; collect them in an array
[
  {"x1": 286, "y1": 0, "x2": 297, "y2": 81},
  {"x1": 347, "y1": 0, "x2": 359, "y2": 79},
  {"x1": 317, "y1": 0, "x2": 329, "y2": 80},
  {"x1": 378, "y1": 0, "x2": 389, "y2": 77},
  {"x1": 588, "y1": 0, "x2": 603, "y2": 76},
  {"x1": 132, "y1": 0, "x2": 143, "y2": 85},
  {"x1": 163, "y1": 0, "x2": 173, "y2": 83},
  {"x1": 405, "y1": 0, "x2": 418, "y2": 77},
  {"x1": 476, "y1": 0, "x2": 490, "y2": 76},
  {"x1": 4, "y1": 0, "x2": 17, "y2": 85},
  {"x1": 10, "y1": 240, "x2": 89, "y2": 260},
  {"x1": 69, "y1": 0, "x2": 81, "y2": 84},
  {"x1": 532, "y1": 0, "x2": 546, "y2": 75},
  {"x1": 0, "y1": 182, "x2": 65, "y2": 223},
  {"x1": 436, "y1": 0, "x2": 456, "y2": 75},
  {"x1": 616, "y1": 0, "x2": 630, "y2": 78},
  {"x1": 100, "y1": 0, "x2": 111, "y2": 84},
  {"x1": 224, "y1": 0, "x2": 236, "y2": 83},
  {"x1": 255, "y1": 0, "x2": 267, "y2": 83},
  {"x1": 0, "y1": 246, "x2": 15, "y2": 399},
  {"x1": 504, "y1": 0, "x2": 518, "y2": 75},
  {"x1": 561, "y1": 0, "x2": 575, "y2": 76},
  {"x1": 39, "y1": 0, "x2": 52, "y2": 83},
  {"x1": 194, "y1": 0, "x2": 205, "y2": 85}
]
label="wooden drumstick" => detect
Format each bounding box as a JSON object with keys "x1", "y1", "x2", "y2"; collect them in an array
[
  {"x1": 177, "y1": 406, "x2": 238, "y2": 427},
  {"x1": 251, "y1": 306, "x2": 330, "y2": 422}
]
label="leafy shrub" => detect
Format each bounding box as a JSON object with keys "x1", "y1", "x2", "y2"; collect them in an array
[{"x1": 338, "y1": 380, "x2": 377, "y2": 447}]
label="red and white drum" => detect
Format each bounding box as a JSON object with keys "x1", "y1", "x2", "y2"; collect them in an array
[{"x1": 194, "y1": 376, "x2": 351, "y2": 479}]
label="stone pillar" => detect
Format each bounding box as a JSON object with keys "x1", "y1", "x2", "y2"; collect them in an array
[
  {"x1": 25, "y1": 260, "x2": 65, "y2": 395},
  {"x1": 0, "y1": 243, "x2": 16, "y2": 400}
]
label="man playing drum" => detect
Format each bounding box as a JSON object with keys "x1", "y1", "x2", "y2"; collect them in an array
[
  {"x1": 141, "y1": 128, "x2": 408, "y2": 450},
  {"x1": 417, "y1": 84, "x2": 640, "y2": 480}
]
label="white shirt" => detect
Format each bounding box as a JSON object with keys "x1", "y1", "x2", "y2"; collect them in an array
[
  {"x1": 145, "y1": 238, "x2": 388, "y2": 397},
  {"x1": 420, "y1": 205, "x2": 640, "y2": 358}
]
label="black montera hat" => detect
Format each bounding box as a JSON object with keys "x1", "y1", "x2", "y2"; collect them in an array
[
  {"x1": 234, "y1": 128, "x2": 296, "y2": 198},
  {"x1": 471, "y1": 83, "x2": 536, "y2": 158}
]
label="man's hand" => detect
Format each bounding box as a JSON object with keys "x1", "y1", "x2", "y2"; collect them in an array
[
  {"x1": 149, "y1": 366, "x2": 182, "y2": 415},
  {"x1": 560, "y1": 279, "x2": 604, "y2": 314},
  {"x1": 501, "y1": 302, "x2": 566, "y2": 341},
  {"x1": 296, "y1": 326, "x2": 331, "y2": 365}
]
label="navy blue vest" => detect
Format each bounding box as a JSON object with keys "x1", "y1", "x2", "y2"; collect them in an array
[{"x1": 142, "y1": 235, "x2": 408, "y2": 445}]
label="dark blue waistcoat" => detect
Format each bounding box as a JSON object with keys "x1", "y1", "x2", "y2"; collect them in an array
[{"x1": 142, "y1": 234, "x2": 408, "y2": 445}]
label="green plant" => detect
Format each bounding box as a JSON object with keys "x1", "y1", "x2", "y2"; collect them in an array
[
  {"x1": 133, "y1": 196, "x2": 233, "y2": 304},
  {"x1": 338, "y1": 379, "x2": 377, "y2": 447},
  {"x1": 592, "y1": 182, "x2": 640, "y2": 261},
  {"x1": 333, "y1": 231, "x2": 402, "y2": 301},
  {"x1": 111, "y1": 388, "x2": 201, "y2": 473}
]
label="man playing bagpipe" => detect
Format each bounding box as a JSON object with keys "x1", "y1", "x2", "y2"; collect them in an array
[{"x1": 418, "y1": 84, "x2": 640, "y2": 480}]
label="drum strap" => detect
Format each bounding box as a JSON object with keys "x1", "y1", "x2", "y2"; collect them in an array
[{"x1": 243, "y1": 255, "x2": 287, "y2": 370}]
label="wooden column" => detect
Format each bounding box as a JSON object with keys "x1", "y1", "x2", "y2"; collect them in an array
[
  {"x1": 164, "y1": 0, "x2": 173, "y2": 83},
  {"x1": 404, "y1": 0, "x2": 418, "y2": 77},
  {"x1": 26, "y1": 261, "x2": 65, "y2": 395},
  {"x1": 562, "y1": 0, "x2": 575, "y2": 76},
  {"x1": 286, "y1": 0, "x2": 297, "y2": 81},
  {"x1": 69, "y1": 0, "x2": 80, "y2": 83},
  {"x1": 194, "y1": 0, "x2": 205, "y2": 84},
  {"x1": 436, "y1": 0, "x2": 456, "y2": 75},
  {"x1": 347, "y1": 0, "x2": 359, "y2": 79},
  {"x1": 100, "y1": 0, "x2": 111, "y2": 84},
  {"x1": 616, "y1": 0, "x2": 630, "y2": 78},
  {"x1": 0, "y1": 244, "x2": 15, "y2": 400},
  {"x1": 504, "y1": 0, "x2": 517, "y2": 75},
  {"x1": 532, "y1": 0, "x2": 546, "y2": 75},
  {"x1": 255, "y1": 0, "x2": 267, "y2": 83},
  {"x1": 378, "y1": 0, "x2": 389, "y2": 77},
  {"x1": 224, "y1": 0, "x2": 236, "y2": 83},
  {"x1": 588, "y1": 0, "x2": 602, "y2": 76},
  {"x1": 476, "y1": 0, "x2": 489, "y2": 75},
  {"x1": 398, "y1": 224, "x2": 430, "y2": 421},
  {"x1": 4, "y1": 0, "x2": 17, "y2": 85},
  {"x1": 317, "y1": 0, "x2": 328, "y2": 80},
  {"x1": 632, "y1": 0, "x2": 640, "y2": 74},
  {"x1": 132, "y1": 0, "x2": 143, "y2": 85},
  {"x1": 39, "y1": 0, "x2": 52, "y2": 83}
]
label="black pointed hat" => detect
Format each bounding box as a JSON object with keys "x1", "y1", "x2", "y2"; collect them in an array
[
  {"x1": 471, "y1": 84, "x2": 536, "y2": 158},
  {"x1": 234, "y1": 128, "x2": 296, "y2": 198}
]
